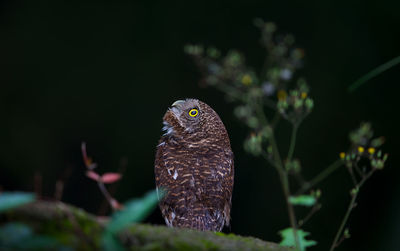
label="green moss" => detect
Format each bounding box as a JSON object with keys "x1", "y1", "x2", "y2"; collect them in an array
[
  {"x1": 199, "y1": 239, "x2": 219, "y2": 250},
  {"x1": 215, "y1": 232, "x2": 226, "y2": 237},
  {"x1": 1, "y1": 201, "x2": 292, "y2": 251}
]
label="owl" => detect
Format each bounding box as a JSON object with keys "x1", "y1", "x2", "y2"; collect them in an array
[{"x1": 154, "y1": 98, "x2": 234, "y2": 231}]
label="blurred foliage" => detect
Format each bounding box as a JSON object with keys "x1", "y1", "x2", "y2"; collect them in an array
[
  {"x1": 342, "y1": 122, "x2": 388, "y2": 170},
  {"x1": 0, "y1": 192, "x2": 63, "y2": 250},
  {"x1": 0, "y1": 192, "x2": 35, "y2": 213},
  {"x1": 288, "y1": 195, "x2": 316, "y2": 207},
  {"x1": 1, "y1": 1, "x2": 399, "y2": 250},
  {"x1": 185, "y1": 19, "x2": 313, "y2": 131},
  {"x1": 279, "y1": 228, "x2": 317, "y2": 251},
  {"x1": 348, "y1": 56, "x2": 400, "y2": 92},
  {"x1": 0, "y1": 200, "x2": 291, "y2": 251},
  {"x1": 103, "y1": 189, "x2": 161, "y2": 250},
  {"x1": 0, "y1": 189, "x2": 160, "y2": 250},
  {"x1": 0, "y1": 223, "x2": 62, "y2": 250},
  {"x1": 186, "y1": 19, "x2": 388, "y2": 250}
]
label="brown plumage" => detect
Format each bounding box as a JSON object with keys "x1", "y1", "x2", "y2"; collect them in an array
[{"x1": 154, "y1": 98, "x2": 234, "y2": 231}]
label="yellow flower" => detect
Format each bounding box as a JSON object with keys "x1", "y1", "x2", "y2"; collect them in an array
[
  {"x1": 241, "y1": 74, "x2": 252, "y2": 85},
  {"x1": 301, "y1": 92, "x2": 307, "y2": 99},
  {"x1": 277, "y1": 90, "x2": 287, "y2": 100},
  {"x1": 358, "y1": 146, "x2": 365, "y2": 153},
  {"x1": 339, "y1": 152, "x2": 346, "y2": 159},
  {"x1": 368, "y1": 147, "x2": 375, "y2": 154}
]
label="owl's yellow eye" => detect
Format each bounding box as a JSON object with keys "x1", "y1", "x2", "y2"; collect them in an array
[{"x1": 189, "y1": 109, "x2": 199, "y2": 117}]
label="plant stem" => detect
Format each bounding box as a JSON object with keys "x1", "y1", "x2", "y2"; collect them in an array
[
  {"x1": 346, "y1": 167, "x2": 358, "y2": 187},
  {"x1": 287, "y1": 125, "x2": 298, "y2": 161},
  {"x1": 268, "y1": 129, "x2": 283, "y2": 170},
  {"x1": 296, "y1": 160, "x2": 343, "y2": 195},
  {"x1": 279, "y1": 171, "x2": 301, "y2": 250},
  {"x1": 217, "y1": 84, "x2": 246, "y2": 102},
  {"x1": 299, "y1": 203, "x2": 321, "y2": 227},
  {"x1": 256, "y1": 97, "x2": 300, "y2": 249},
  {"x1": 253, "y1": 97, "x2": 269, "y2": 126},
  {"x1": 261, "y1": 150, "x2": 278, "y2": 170},
  {"x1": 97, "y1": 181, "x2": 117, "y2": 211},
  {"x1": 268, "y1": 131, "x2": 301, "y2": 250},
  {"x1": 329, "y1": 190, "x2": 358, "y2": 251},
  {"x1": 348, "y1": 55, "x2": 400, "y2": 92},
  {"x1": 354, "y1": 163, "x2": 364, "y2": 178},
  {"x1": 329, "y1": 168, "x2": 376, "y2": 250},
  {"x1": 271, "y1": 112, "x2": 281, "y2": 129}
]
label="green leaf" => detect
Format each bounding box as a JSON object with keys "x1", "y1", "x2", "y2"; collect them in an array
[
  {"x1": 0, "y1": 223, "x2": 33, "y2": 246},
  {"x1": 17, "y1": 236, "x2": 60, "y2": 249},
  {"x1": 105, "y1": 189, "x2": 161, "y2": 234},
  {"x1": 289, "y1": 195, "x2": 316, "y2": 207},
  {"x1": 102, "y1": 189, "x2": 163, "y2": 250},
  {"x1": 279, "y1": 228, "x2": 317, "y2": 251},
  {"x1": 0, "y1": 223, "x2": 60, "y2": 249},
  {"x1": 102, "y1": 232, "x2": 125, "y2": 251},
  {"x1": 0, "y1": 192, "x2": 36, "y2": 213}
]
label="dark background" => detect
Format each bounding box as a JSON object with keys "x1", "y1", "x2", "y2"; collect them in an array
[{"x1": 1, "y1": 1, "x2": 399, "y2": 250}]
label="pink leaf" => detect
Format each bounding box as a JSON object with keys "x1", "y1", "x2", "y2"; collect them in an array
[
  {"x1": 101, "y1": 173, "x2": 122, "y2": 184},
  {"x1": 86, "y1": 170, "x2": 100, "y2": 181}
]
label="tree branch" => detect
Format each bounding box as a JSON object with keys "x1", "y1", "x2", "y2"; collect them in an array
[{"x1": 2, "y1": 201, "x2": 293, "y2": 251}]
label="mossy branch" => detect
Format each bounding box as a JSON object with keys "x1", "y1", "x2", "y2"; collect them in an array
[{"x1": 1, "y1": 201, "x2": 292, "y2": 251}]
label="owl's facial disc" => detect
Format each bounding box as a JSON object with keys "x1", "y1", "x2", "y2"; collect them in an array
[{"x1": 163, "y1": 99, "x2": 201, "y2": 136}]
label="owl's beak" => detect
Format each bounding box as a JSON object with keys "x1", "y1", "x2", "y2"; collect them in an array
[
  {"x1": 171, "y1": 100, "x2": 185, "y2": 108},
  {"x1": 169, "y1": 100, "x2": 185, "y2": 122}
]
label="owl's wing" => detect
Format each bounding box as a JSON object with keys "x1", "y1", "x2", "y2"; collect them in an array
[
  {"x1": 221, "y1": 149, "x2": 234, "y2": 227},
  {"x1": 154, "y1": 140, "x2": 180, "y2": 227},
  {"x1": 154, "y1": 141, "x2": 163, "y2": 188},
  {"x1": 154, "y1": 141, "x2": 170, "y2": 201}
]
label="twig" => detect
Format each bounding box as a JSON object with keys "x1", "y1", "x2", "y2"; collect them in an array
[
  {"x1": 81, "y1": 142, "x2": 122, "y2": 211},
  {"x1": 54, "y1": 180, "x2": 64, "y2": 201},
  {"x1": 296, "y1": 160, "x2": 343, "y2": 195},
  {"x1": 98, "y1": 157, "x2": 128, "y2": 215},
  {"x1": 346, "y1": 167, "x2": 358, "y2": 187},
  {"x1": 271, "y1": 112, "x2": 281, "y2": 129},
  {"x1": 261, "y1": 126, "x2": 300, "y2": 250},
  {"x1": 261, "y1": 150, "x2": 278, "y2": 170},
  {"x1": 354, "y1": 163, "x2": 364, "y2": 178},
  {"x1": 34, "y1": 172, "x2": 42, "y2": 198},
  {"x1": 329, "y1": 168, "x2": 376, "y2": 250},
  {"x1": 280, "y1": 171, "x2": 301, "y2": 250},
  {"x1": 293, "y1": 172, "x2": 306, "y2": 187},
  {"x1": 268, "y1": 130, "x2": 301, "y2": 250},
  {"x1": 335, "y1": 231, "x2": 349, "y2": 248},
  {"x1": 298, "y1": 203, "x2": 321, "y2": 227},
  {"x1": 54, "y1": 166, "x2": 72, "y2": 201},
  {"x1": 252, "y1": 96, "x2": 269, "y2": 126},
  {"x1": 268, "y1": 129, "x2": 284, "y2": 171},
  {"x1": 287, "y1": 125, "x2": 298, "y2": 161},
  {"x1": 329, "y1": 189, "x2": 358, "y2": 251},
  {"x1": 216, "y1": 83, "x2": 247, "y2": 103},
  {"x1": 348, "y1": 55, "x2": 400, "y2": 92},
  {"x1": 97, "y1": 182, "x2": 118, "y2": 211}
]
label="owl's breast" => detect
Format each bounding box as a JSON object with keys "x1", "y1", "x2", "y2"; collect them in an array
[{"x1": 159, "y1": 143, "x2": 229, "y2": 186}]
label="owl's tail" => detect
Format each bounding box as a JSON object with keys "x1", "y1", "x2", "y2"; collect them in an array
[{"x1": 173, "y1": 210, "x2": 226, "y2": 232}]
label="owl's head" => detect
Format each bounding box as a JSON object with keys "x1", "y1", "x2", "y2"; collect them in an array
[{"x1": 162, "y1": 98, "x2": 228, "y2": 142}]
